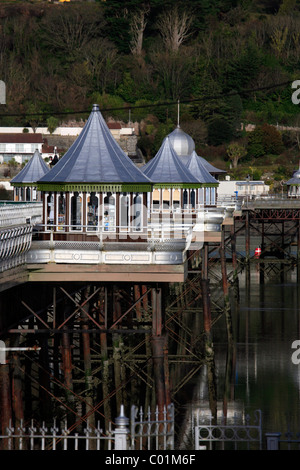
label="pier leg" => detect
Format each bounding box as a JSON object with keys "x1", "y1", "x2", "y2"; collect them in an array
[
  {"x1": 201, "y1": 277, "x2": 217, "y2": 423},
  {"x1": 81, "y1": 287, "x2": 95, "y2": 432},
  {"x1": 0, "y1": 352, "x2": 12, "y2": 449},
  {"x1": 151, "y1": 285, "x2": 169, "y2": 413}
]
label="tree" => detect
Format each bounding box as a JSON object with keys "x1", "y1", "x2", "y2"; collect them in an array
[
  {"x1": 39, "y1": 5, "x2": 104, "y2": 63},
  {"x1": 207, "y1": 118, "x2": 234, "y2": 146},
  {"x1": 247, "y1": 123, "x2": 284, "y2": 158},
  {"x1": 129, "y1": 6, "x2": 149, "y2": 56},
  {"x1": 226, "y1": 142, "x2": 247, "y2": 168},
  {"x1": 155, "y1": 5, "x2": 194, "y2": 53},
  {"x1": 47, "y1": 116, "x2": 59, "y2": 135}
]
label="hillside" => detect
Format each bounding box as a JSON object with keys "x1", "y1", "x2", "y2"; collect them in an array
[{"x1": 0, "y1": 0, "x2": 300, "y2": 189}]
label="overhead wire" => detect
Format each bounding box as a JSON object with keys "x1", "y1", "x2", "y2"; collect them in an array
[{"x1": 0, "y1": 79, "x2": 294, "y2": 118}]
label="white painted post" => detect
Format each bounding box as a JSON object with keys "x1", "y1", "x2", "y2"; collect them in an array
[{"x1": 114, "y1": 404, "x2": 129, "y2": 450}]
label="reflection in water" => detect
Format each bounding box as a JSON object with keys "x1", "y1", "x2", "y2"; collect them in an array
[{"x1": 177, "y1": 264, "x2": 300, "y2": 447}]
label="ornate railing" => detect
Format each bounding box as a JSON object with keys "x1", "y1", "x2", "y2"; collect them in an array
[
  {"x1": 0, "y1": 225, "x2": 32, "y2": 272},
  {"x1": 0, "y1": 202, "x2": 42, "y2": 226}
]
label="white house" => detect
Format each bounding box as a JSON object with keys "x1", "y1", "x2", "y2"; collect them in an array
[
  {"x1": 0, "y1": 133, "x2": 44, "y2": 164},
  {"x1": 218, "y1": 177, "x2": 269, "y2": 199}
]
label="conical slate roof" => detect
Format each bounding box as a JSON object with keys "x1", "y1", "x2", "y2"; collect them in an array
[
  {"x1": 11, "y1": 149, "x2": 49, "y2": 185},
  {"x1": 185, "y1": 151, "x2": 219, "y2": 185},
  {"x1": 285, "y1": 166, "x2": 300, "y2": 185},
  {"x1": 168, "y1": 125, "x2": 195, "y2": 158},
  {"x1": 141, "y1": 136, "x2": 200, "y2": 186},
  {"x1": 197, "y1": 155, "x2": 226, "y2": 175},
  {"x1": 38, "y1": 104, "x2": 151, "y2": 189}
]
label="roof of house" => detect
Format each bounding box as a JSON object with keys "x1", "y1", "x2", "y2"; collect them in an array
[
  {"x1": 38, "y1": 104, "x2": 151, "y2": 188},
  {"x1": 0, "y1": 133, "x2": 43, "y2": 144},
  {"x1": 141, "y1": 136, "x2": 200, "y2": 186},
  {"x1": 11, "y1": 149, "x2": 49, "y2": 185}
]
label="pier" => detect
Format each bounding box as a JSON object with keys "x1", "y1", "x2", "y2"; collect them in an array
[{"x1": 0, "y1": 105, "x2": 299, "y2": 450}]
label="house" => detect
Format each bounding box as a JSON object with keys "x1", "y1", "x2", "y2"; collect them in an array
[{"x1": 0, "y1": 133, "x2": 44, "y2": 164}]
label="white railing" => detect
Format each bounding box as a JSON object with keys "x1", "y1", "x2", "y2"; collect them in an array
[
  {"x1": 0, "y1": 202, "x2": 43, "y2": 227},
  {"x1": 0, "y1": 225, "x2": 33, "y2": 272},
  {"x1": 0, "y1": 404, "x2": 174, "y2": 451}
]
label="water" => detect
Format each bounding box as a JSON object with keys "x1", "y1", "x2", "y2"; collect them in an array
[
  {"x1": 231, "y1": 266, "x2": 300, "y2": 436},
  {"x1": 178, "y1": 264, "x2": 300, "y2": 448}
]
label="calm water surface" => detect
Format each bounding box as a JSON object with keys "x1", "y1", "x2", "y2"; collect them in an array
[{"x1": 179, "y1": 264, "x2": 300, "y2": 446}]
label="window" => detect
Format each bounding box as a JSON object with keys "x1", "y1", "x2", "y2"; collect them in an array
[
  {"x1": 183, "y1": 189, "x2": 189, "y2": 208},
  {"x1": 205, "y1": 188, "x2": 211, "y2": 205},
  {"x1": 198, "y1": 188, "x2": 204, "y2": 205},
  {"x1": 87, "y1": 192, "x2": 99, "y2": 231},
  {"x1": 133, "y1": 193, "x2": 142, "y2": 231},
  {"x1": 120, "y1": 193, "x2": 129, "y2": 230},
  {"x1": 15, "y1": 144, "x2": 24, "y2": 152},
  {"x1": 45, "y1": 192, "x2": 54, "y2": 229},
  {"x1": 152, "y1": 189, "x2": 160, "y2": 211},
  {"x1": 173, "y1": 189, "x2": 180, "y2": 210},
  {"x1": 190, "y1": 189, "x2": 196, "y2": 209},
  {"x1": 70, "y1": 192, "x2": 82, "y2": 231},
  {"x1": 103, "y1": 192, "x2": 115, "y2": 232},
  {"x1": 57, "y1": 193, "x2": 66, "y2": 230},
  {"x1": 162, "y1": 189, "x2": 170, "y2": 210},
  {"x1": 211, "y1": 187, "x2": 216, "y2": 205}
]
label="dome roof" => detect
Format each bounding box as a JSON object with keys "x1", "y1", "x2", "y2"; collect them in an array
[{"x1": 168, "y1": 125, "x2": 195, "y2": 157}]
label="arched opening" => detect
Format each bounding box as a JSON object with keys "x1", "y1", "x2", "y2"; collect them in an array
[
  {"x1": 87, "y1": 192, "x2": 99, "y2": 231},
  {"x1": 133, "y1": 193, "x2": 142, "y2": 231},
  {"x1": 70, "y1": 192, "x2": 82, "y2": 231},
  {"x1": 57, "y1": 192, "x2": 66, "y2": 230},
  {"x1": 103, "y1": 192, "x2": 116, "y2": 232},
  {"x1": 162, "y1": 189, "x2": 170, "y2": 210},
  {"x1": 120, "y1": 193, "x2": 129, "y2": 231},
  {"x1": 152, "y1": 189, "x2": 160, "y2": 211},
  {"x1": 173, "y1": 189, "x2": 180, "y2": 211}
]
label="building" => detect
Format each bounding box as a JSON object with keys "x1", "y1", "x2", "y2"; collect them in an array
[
  {"x1": 0, "y1": 133, "x2": 44, "y2": 164},
  {"x1": 218, "y1": 178, "x2": 270, "y2": 199},
  {"x1": 37, "y1": 104, "x2": 151, "y2": 240},
  {"x1": 285, "y1": 166, "x2": 300, "y2": 197},
  {"x1": 10, "y1": 149, "x2": 50, "y2": 202}
]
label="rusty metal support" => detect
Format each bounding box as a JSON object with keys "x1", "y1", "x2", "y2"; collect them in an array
[
  {"x1": 201, "y1": 276, "x2": 217, "y2": 422},
  {"x1": 230, "y1": 222, "x2": 237, "y2": 271},
  {"x1": 0, "y1": 357, "x2": 12, "y2": 449}
]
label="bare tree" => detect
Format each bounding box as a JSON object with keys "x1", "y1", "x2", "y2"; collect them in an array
[
  {"x1": 85, "y1": 38, "x2": 119, "y2": 93},
  {"x1": 129, "y1": 6, "x2": 149, "y2": 56},
  {"x1": 155, "y1": 5, "x2": 194, "y2": 52},
  {"x1": 40, "y1": 5, "x2": 104, "y2": 61}
]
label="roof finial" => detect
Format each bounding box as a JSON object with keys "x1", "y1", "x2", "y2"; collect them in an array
[{"x1": 177, "y1": 99, "x2": 180, "y2": 128}]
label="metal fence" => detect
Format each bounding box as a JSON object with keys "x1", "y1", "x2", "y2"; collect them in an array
[
  {"x1": 130, "y1": 403, "x2": 174, "y2": 450},
  {"x1": 0, "y1": 404, "x2": 174, "y2": 451},
  {"x1": 266, "y1": 431, "x2": 300, "y2": 450},
  {"x1": 194, "y1": 409, "x2": 262, "y2": 450}
]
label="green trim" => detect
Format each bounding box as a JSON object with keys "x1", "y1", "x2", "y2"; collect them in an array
[
  {"x1": 37, "y1": 183, "x2": 153, "y2": 193},
  {"x1": 11, "y1": 183, "x2": 37, "y2": 187}
]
